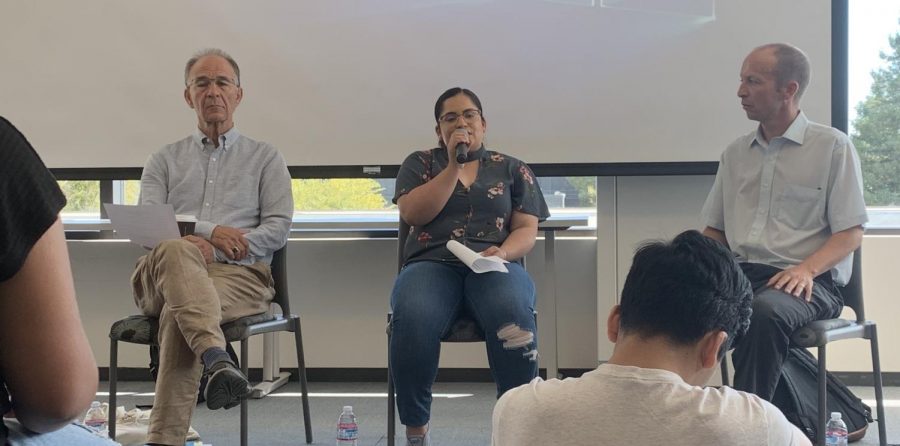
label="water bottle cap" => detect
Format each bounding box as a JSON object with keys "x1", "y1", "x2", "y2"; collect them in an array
[
  {"x1": 343, "y1": 405, "x2": 353, "y2": 412},
  {"x1": 90, "y1": 401, "x2": 101, "y2": 407},
  {"x1": 831, "y1": 412, "x2": 842, "y2": 419}
]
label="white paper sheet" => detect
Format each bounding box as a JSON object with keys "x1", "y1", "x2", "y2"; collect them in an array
[
  {"x1": 103, "y1": 204, "x2": 181, "y2": 249},
  {"x1": 446, "y1": 240, "x2": 508, "y2": 274}
]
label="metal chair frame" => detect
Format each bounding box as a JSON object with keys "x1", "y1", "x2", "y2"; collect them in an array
[{"x1": 720, "y1": 249, "x2": 887, "y2": 446}]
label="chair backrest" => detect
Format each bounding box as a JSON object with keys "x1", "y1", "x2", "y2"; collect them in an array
[
  {"x1": 270, "y1": 245, "x2": 291, "y2": 314},
  {"x1": 838, "y1": 247, "x2": 864, "y2": 322}
]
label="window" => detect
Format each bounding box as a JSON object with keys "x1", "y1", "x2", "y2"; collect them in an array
[
  {"x1": 849, "y1": 1, "x2": 900, "y2": 228},
  {"x1": 57, "y1": 180, "x2": 101, "y2": 220},
  {"x1": 57, "y1": 180, "x2": 140, "y2": 220},
  {"x1": 537, "y1": 176, "x2": 597, "y2": 229},
  {"x1": 293, "y1": 178, "x2": 392, "y2": 212},
  {"x1": 60, "y1": 176, "x2": 598, "y2": 230},
  {"x1": 119, "y1": 180, "x2": 141, "y2": 205},
  {"x1": 289, "y1": 176, "x2": 596, "y2": 229}
]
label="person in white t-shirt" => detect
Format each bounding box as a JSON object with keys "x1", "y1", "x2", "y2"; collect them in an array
[{"x1": 492, "y1": 230, "x2": 811, "y2": 446}]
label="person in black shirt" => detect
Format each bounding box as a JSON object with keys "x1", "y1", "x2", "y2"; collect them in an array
[
  {"x1": 0, "y1": 117, "x2": 115, "y2": 445},
  {"x1": 390, "y1": 88, "x2": 549, "y2": 446}
]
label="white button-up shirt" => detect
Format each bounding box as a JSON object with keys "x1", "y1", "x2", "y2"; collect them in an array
[{"x1": 702, "y1": 112, "x2": 868, "y2": 285}]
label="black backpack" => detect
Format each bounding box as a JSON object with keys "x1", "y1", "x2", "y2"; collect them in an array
[{"x1": 771, "y1": 348, "x2": 873, "y2": 442}]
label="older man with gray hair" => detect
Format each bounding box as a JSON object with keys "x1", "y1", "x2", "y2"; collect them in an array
[{"x1": 131, "y1": 48, "x2": 293, "y2": 446}]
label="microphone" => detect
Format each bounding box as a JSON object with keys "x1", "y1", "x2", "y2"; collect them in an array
[
  {"x1": 454, "y1": 128, "x2": 469, "y2": 164},
  {"x1": 455, "y1": 142, "x2": 468, "y2": 164}
]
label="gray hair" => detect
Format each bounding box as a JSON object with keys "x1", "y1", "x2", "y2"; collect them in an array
[
  {"x1": 756, "y1": 43, "x2": 810, "y2": 101},
  {"x1": 184, "y1": 48, "x2": 241, "y2": 86}
]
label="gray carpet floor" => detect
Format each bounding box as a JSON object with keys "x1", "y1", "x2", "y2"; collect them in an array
[{"x1": 100, "y1": 381, "x2": 900, "y2": 445}]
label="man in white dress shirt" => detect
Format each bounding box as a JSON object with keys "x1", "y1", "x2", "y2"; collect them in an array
[{"x1": 701, "y1": 43, "x2": 867, "y2": 401}]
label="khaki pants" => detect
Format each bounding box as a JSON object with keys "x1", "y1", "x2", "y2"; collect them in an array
[{"x1": 131, "y1": 239, "x2": 273, "y2": 446}]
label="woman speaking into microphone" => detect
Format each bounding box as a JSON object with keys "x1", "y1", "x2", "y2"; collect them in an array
[{"x1": 389, "y1": 87, "x2": 549, "y2": 446}]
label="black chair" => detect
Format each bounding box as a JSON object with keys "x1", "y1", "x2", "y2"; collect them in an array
[
  {"x1": 386, "y1": 219, "x2": 534, "y2": 446},
  {"x1": 107, "y1": 246, "x2": 313, "y2": 446},
  {"x1": 720, "y1": 248, "x2": 887, "y2": 446}
]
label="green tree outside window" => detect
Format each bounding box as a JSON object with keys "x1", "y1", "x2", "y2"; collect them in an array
[
  {"x1": 292, "y1": 178, "x2": 388, "y2": 211},
  {"x1": 852, "y1": 22, "x2": 900, "y2": 206},
  {"x1": 58, "y1": 181, "x2": 100, "y2": 213}
]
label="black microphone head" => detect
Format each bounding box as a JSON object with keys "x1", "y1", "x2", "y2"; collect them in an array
[{"x1": 455, "y1": 142, "x2": 468, "y2": 163}]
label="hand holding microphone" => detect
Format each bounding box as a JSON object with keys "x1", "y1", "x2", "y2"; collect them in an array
[{"x1": 452, "y1": 128, "x2": 469, "y2": 164}]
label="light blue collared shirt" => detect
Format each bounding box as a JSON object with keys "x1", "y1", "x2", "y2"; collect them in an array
[
  {"x1": 139, "y1": 127, "x2": 293, "y2": 265},
  {"x1": 702, "y1": 112, "x2": 868, "y2": 285}
]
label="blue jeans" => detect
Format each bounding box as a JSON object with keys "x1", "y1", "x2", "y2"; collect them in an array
[
  {"x1": 4, "y1": 420, "x2": 118, "y2": 446},
  {"x1": 390, "y1": 261, "x2": 538, "y2": 427}
]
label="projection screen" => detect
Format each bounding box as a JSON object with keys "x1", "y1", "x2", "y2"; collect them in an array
[{"x1": 0, "y1": 0, "x2": 831, "y2": 168}]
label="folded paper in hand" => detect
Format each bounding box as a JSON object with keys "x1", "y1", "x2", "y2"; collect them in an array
[{"x1": 447, "y1": 240, "x2": 508, "y2": 273}]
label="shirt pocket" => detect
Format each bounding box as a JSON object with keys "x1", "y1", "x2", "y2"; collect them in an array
[
  {"x1": 774, "y1": 184, "x2": 825, "y2": 229},
  {"x1": 222, "y1": 175, "x2": 259, "y2": 210}
]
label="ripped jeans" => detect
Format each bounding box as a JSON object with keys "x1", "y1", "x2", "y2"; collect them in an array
[{"x1": 389, "y1": 260, "x2": 538, "y2": 427}]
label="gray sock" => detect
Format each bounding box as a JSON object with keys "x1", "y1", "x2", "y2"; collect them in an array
[{"x1": 201, "y1": 347, "x2": 232, "y2": 370}]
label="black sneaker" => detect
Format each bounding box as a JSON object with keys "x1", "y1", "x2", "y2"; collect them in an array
[{"x1": 203, "y1": 361, "x2": 251, "y2": 410}]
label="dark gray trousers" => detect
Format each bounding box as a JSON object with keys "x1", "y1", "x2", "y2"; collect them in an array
[{"x1": 732, "y1": 263, "x2": 844, "y2": 401}]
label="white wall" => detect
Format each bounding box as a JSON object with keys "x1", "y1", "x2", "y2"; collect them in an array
[{"x1": 71, "y1": 176, "x2": 898, "y2": 374}]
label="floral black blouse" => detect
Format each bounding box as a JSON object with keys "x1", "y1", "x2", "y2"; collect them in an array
[{"x1": 393, "y1": 146, "x2": 550, "y2": 266}]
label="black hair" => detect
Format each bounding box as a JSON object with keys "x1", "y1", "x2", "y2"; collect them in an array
[
  {"x1": 618, "y1": 230, "x2": 752, "y2": 355},
  {"x1": 433, "y1": 87, "x2": 484, "y2": 122}
]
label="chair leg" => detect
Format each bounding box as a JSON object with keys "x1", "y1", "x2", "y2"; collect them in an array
[
  {"x1": 387, "y1": 315, "x2": 395, "y2": 446},
  {"x1": 108, "y1": 339, "x2": 118, "y2": 440},
  {"x1": 870, "y1": 327, "x2": 888, "y2": 446},
  {"x1": 241, "y1": 340, "x2": 249, "y2": 446},
  {"x1": 817, "y1": 346, "x2": 827, "y2": 446},
  {"x1": 293, "y1": 318, "x2": 313, "y2": 444}
]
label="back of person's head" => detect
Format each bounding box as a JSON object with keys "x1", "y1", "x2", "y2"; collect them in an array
[{"x1": 619, "y1": 230, "x2": 752, "y2": 353}]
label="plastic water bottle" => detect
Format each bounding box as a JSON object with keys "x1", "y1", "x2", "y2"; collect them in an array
[
  {"x1": 83, "y1": 401, "x2": 107, "y2": 433},
  {"x1": 826, "y1": 411, "x2": 848, "y2": 446},
  {"x1": 336, "y1": 405, "x2": 359, "y2": 446}
]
